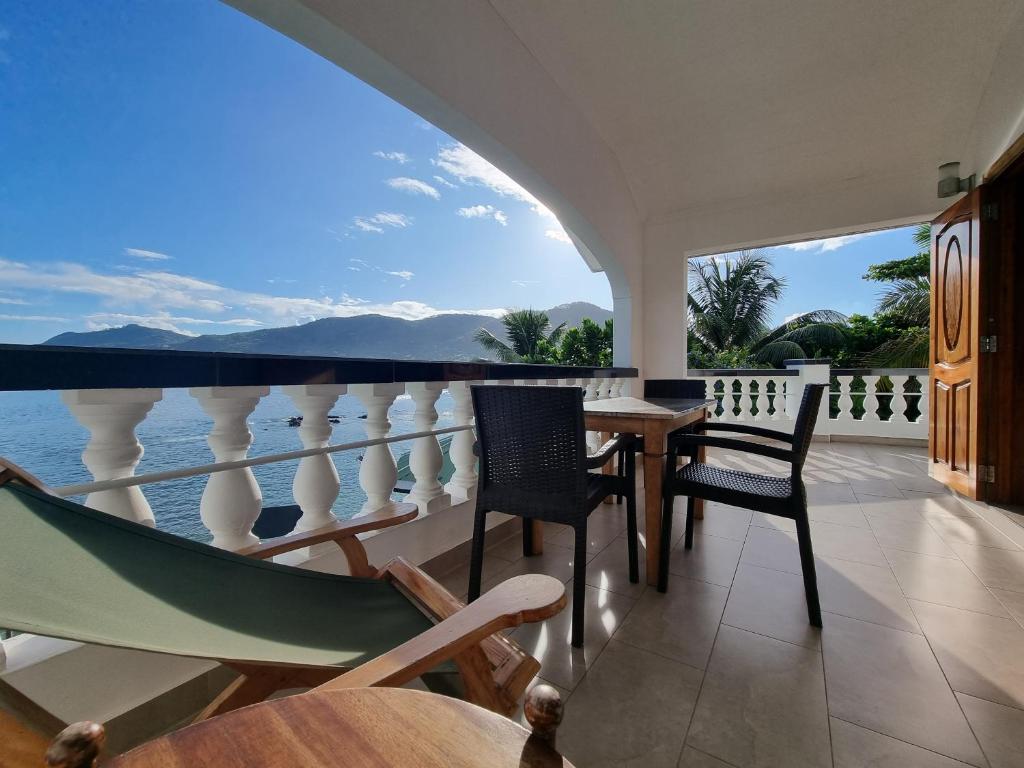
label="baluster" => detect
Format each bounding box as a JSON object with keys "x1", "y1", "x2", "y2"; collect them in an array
[
  {"x1": 406, "y1": 382, "x2": 452, "y2": 514},
  {"x1": 445, "y1": 381, "x2": 481, "y2": 502},
  {"x1": 768, "y1": 378, "x2": 781, "y2": 420},
  {"x1": 702, "y1": 378, "x2": 717, "y2": 420},
  {"x1": 836, "y1": 376, "x2": 853, "y2": 422},
  {"x1": 776, "y1": 378, "x2": 790, "y2": 421},
  {"x1": 282, "y1": 385, "x2": 346, "y2": 530},
  {"x1": 862, "y1": 375, "x2": 881, "y2": 422},
  {"x1": 888, "y1": 375, "x2": 909, "y2": 423},
  {"x1": 596, "y1": 378, "x2": 612, "y2": 399},
  {"x1": 350, "y1": 383, "x2": 404, "y2": 514},
  {"x1": 751, "y1": 377, "x2": 766, "y2": 421},
  {"x1": 583, "y1": 379, "x2": 601, "y2": 454},
  {"x1": 190, "y1": 386, "x2": 269, "y2": 549},
  {"x1": 736, "y1": 377, "x2": 751, "y2": 421},
  {"x1": 608, "y1": 377, "x2": 623, "y2": 398},
  {"x1": 61, "y1": 389, "x2": 163, "y2": 524}
]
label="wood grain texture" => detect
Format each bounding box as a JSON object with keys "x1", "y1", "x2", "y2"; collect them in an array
[
  {"x1": 1, "y1": 706, "x2": 55, "y2": 768},
  {"x1": 108, "y1": 688, "x2": 573, "y2": 768}
]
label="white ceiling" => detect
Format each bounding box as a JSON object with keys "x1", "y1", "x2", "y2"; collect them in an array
[{"x1": 487, "y1": 0, "x2": 1023, "y2": 224}]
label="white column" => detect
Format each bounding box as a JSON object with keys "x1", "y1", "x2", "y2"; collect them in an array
[
  {"x1": 350, "y1": 383, "x2": 405, "y2": 514},
  {"x1": 608, "y1": 377, "x2": 624, "y2": 398},
  {"x1": 836, "y1": 376, "x2": 854, "y2": 423},
  {"x1": 583, "y1": 378, "x2": 601, "y2": 454},
  {"x1": 445, "y1": 380, "x2": 480, "y2": 502},
  {"x1": 770, "y1": 377, "x2": 787, "y2": 421},
  {"x1": 915, "y1": 374, "x2": 929, "y2": 425},
  {"x1": 282, "y1": 384, "x2": 346, "y2": 530},
  {"x1": 406, "y1": 381, "x2": 452, "y2": 514},
  {"x1": 889, "y1": 375, "x2": 909, "y2": 424},
  {"x1": 736, "y1": 377, "x2": 751, "y2": 421},
  {"x1": 190, "y1": 386, "x2": 268, "y2": 549},
  {"x1": 752, "y1": 377, "x2": 766, "y2": 421},
  {"x1": 595, "y1": 378, "x2": 612, "y2": 399},
  {"x1": 862, "y1": 375, "x2": 881, "y2": 422},
  {"x1": 61, "y1": 389, "x2": 163, "y2": 524}
]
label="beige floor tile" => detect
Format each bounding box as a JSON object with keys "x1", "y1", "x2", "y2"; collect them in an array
[
  {"x1": 889, "y1": 473, "x2": 950, "y2": 495},
  {"x1": 687, "y1": 625, "x2": 831, "y2": 768},
  {"x1": 480, "y1": 544, "x2": 585, "y2": 592},
  {"x1": 867, "y1": 514, "x2": 958, "y2": 558},
  {"x1": 817, "y1": 556, "x2": 920, "y2": 634},
  {"x1": 951, "y1": 542, "x2": 1024, "y2": 592},
  {"x1": 677, "y1": 746, "x2": 736, "y2": 767},
  {"x1": 849, "y1": 478, "x2": 907, "y2": 499},
  {"x1": 546, "y1": 513, "x2": 627, "y2": 554},
  {"x1": 557, "y1": 640, "x2": 703, "y2": 768},
  {"x1": 808, "y1": 521, "x2": 887, "y2": 567},
  {"x1": 807, "y1": 482, "x2": 859, "y2": 504},
  {"x1": 991, "y1": 587, "x2": 1024, "y2": 628},
  {"x1": 830, "y1": 717, "x2": 977, "y2": 767},
  {"x1": 910, "y1": 599, "x2": 1024, "y2": 710},
  {"x1": 435, "y1": 552, "x2": 514, "y2": 599},
  {"x1": 749, "y1": 512, "x2": 796, "y2": 533},
  {"x1": 821, "y1": 613, "x2": 985, "y2": 766},
  {"x1": 740, "y1": 525, "x2": 801, "y2": 575},
  {"x1": 884, "y1": 548, "x2": 1010, "y2": 617},
  {"x1": 483, "y1": 529, "x2": 530, "y2": 562},
  {"x1": 615, "y1": 573, "x2": 729, "y2": 669},
  {"x1": 861, "y1": 495, "x2": 976, "y2": 524},
  {"x1": 668, "y1": 533, "x2": 744, "y2": 588},
  {"x1": 807, "y1": 502, "x2": 870, "y2": 528},
  {"x1": 956, "y1": 693, "x2": 1024, "y2": 768},
  {"x1": 586, "y1": 535, "x2": 646, "y2": 598},
  {"x1": 694, "y1": 503, "x2": 753, "y2": 542},
  {"x1": 722, "y1": 563, "x2": 822, "y2": 649},
  {"x1": 509, "y1": 582, "x2": 635, "y2": 691},
  {"x1": 926, "y1": 514, "x2": 1021, "y2": 551}
]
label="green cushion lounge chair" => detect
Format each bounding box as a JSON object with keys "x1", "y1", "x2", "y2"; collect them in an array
[{"x1": 0, "y1": 459, "x2": 566, "y2": 731}]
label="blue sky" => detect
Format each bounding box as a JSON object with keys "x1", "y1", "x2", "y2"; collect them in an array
[{"x1": 0, "y1": 1, "x2": 919, "y2": 345}]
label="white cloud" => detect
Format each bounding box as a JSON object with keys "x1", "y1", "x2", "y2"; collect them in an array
[
  {"x1": 0, "y1": 314, "x2": 67, "y2": 322},
  {"x1": 544, "y1": 228, "x2": 572, "y2": 244},
  {"x1": 352, "y1": 212, "x2": 412, "y2": 233},
  {"x1": 385, "y1": 270, "x2": 414, "y2": 280},
  {"x1": 84, "y1": 312, "x2": 264, "y2": 335},
  {"x1": 783, "y1": 232, "x2": 879, "y2": 253},
  {"x1": 433, "y1": 175, "x2": 457, "y2": 189},
  {"x1": 0, "y1": 297, "x2": 29, "y2": 305},
  {"x1": 457, "y1": 204, "x2": 508, "y2": 226},
  {"x1": 124, "y1": 247, "x2": 171, "y2": 261},
  {"x1": 512, "y1": 280, "x2": 539, "y2": 287},
  {"x1": 783, "y1": 312, "x2": 804, "y2": 323},
  {"x1": 434, "y1": 143, "x2": 554, "y2": 218},
  {"x1": 386, "y1": 177, "x2": 440, "y2": 199},
  {"x1": 373, "y1": 150, "x2": 410, "y2": 164}
]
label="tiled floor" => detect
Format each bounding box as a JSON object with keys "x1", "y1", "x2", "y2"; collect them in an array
[{"x1": 425, "y1": 441, "x2": 1024, "y2": 767}]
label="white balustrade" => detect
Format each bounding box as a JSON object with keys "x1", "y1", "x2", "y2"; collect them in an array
[
  {"x1": 609, "y1": 377, "x2": 623, "y2": 398},
  {"x1": 445, "y1": 380, "x2": 480, "y2": 502},
  {"x1": 406, "y1": 382, "x2": 452, "y2": 514},
  {"x1": 61, "y1": 388, "x2": 163, "y2": 525},
  {"x1": 862, "y1": 375, "x2": 881, "y2": 422},
  {"x1": 350, "y1": 383, "x2": 404, "y2": 514},
  {"x1": 770, "y1": 377, "x2": 788, "y2": 421},
  {"x1": 835, "y1": 376, "x2": 854, "y2": 424},
  {"x1": 888, "y1": 375, "x2": 909, "y2": 424},
  {"x1": 190, "y1": 386, "x2": 269, "y2": 550},
  {"x1": 282, "y1": 384, "x2": 346, "y2": 530},
  {"x1": 736, "y1": 378, "x2": 751, "y2": 421}
]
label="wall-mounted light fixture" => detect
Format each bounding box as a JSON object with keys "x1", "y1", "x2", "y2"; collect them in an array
[{"x1": 937, "y1": 162, "x2": 976, "y2": 198}]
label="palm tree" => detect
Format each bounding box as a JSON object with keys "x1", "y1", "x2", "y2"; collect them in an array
[
  {"x1": 865, "y1": 223, "x2": 931, "y2": 367},
  {"x1": 688, "y1": 251, "x2": 848, "y2": 366},
  {"x1": 474, "y1": 309, "x2": 566, "y2": 363}
]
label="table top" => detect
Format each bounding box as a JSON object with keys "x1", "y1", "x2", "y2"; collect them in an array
[
  {"x1": 109, "y1": 687, "x2": 572, "y2": 768},
  {"x1": 584, "y1": 396, "x2": 714, "y2": 420}
]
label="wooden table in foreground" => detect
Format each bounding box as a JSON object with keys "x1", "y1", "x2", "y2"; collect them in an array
[
  {"x1": 584, "y1": 396, "x2": 714, "y2": 586},
  {"x1": 106, "y1": 687, "x2": 572, "y2": 768}
]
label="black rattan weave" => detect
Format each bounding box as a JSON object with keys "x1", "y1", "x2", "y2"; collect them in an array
[
  {"x1": 468, "y1": 385, "x2": 639, "y2": 647},
  {"x1": 659, "y1": 384, "x2": 828, "y2": 627}
]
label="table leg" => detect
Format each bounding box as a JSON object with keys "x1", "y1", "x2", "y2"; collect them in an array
[
  {"x1": 528, "y1": 519, "x2": 544, "y2": 555},
  {"x1": 693, "y1": 415, "x2": 707, "y2": 521},
  {"x1": 642, "y1": 424, "x2": 668, "y2": 587},
  {"x1": 601, "y1": 431, "x2": 615, "y2": 503}
]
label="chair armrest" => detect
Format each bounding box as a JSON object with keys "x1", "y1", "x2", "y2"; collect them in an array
[
  {"x1": 237, "y1": 503, "x2": 418, "y2": 560},
  {"x1": 689, "y1": 422, "x2": 794, "y2": 443},
  {"x1": 315, "y1": 570, "x2": 566, "y2": 692},
  {"x1": 671, "y1": 433, "x2": 795, "y2": 463},
  {"x1": 585, "y1": 433, "x2": 635, "y2": 469}
]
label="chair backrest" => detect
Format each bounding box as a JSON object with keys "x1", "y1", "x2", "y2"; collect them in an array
[
  {"x1": 791, "y1": 383, "x2": 828, "y2": 471},
  {"x1": 643, "y1": 379, "x2": 707, "y2": 398},
  {"x1": 471, "y1": 385, "x2": 589, "y2": 513}
]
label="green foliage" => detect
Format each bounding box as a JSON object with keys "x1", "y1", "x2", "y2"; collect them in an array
[
  {"x1": 863, "y1": 224, "x2": 930, "y2": 282},
  {"x1": 558, "y1": 318, "x2": 613, "y2": 367},
  {"x1": 474, "y1": 309, "x2": 566, "y2": 363}
]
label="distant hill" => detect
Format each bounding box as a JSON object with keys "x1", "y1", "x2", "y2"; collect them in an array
[{"x1": 43, "y1": 302, "x2": 612, "y2": 361}]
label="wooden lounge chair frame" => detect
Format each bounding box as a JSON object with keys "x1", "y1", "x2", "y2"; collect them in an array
[{"x1": 0, "y1": 458, "x2": 565, "y2": 733}]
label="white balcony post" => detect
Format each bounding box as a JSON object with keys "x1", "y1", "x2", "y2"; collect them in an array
[
  {"x1": 350, "y1": 383, "x2": 405, "y2": 514},
  {"x1": 888, "y1": 375, "x2": 909, "y2": 424},
  {"x1": 583, "y1": 378, "x2": 601, "y2": 454},
  {"x1": 736, "y1": 377, "x2": 750, "y2": 421},
  {"x1": 609, "y1": 377, "x2": 623, "y2": 398},
  {"x1": 835, "y1": 376, "x2": 854, "y2": 422},
  {"x1": 445, "y1": 380, "x2": 480, "y2": 502},
  {"x1": 751, "y1": 377, "x2": 766, "y2": 421},
  {"x1": 60, "y1": 389, "x2": 163, "y2": 525},
  {"x1": 282, "y1": 384, "x2": 346, "y2": 530},
  {"x1": 406, "y1": 381, "x2": 452, "y2": 515},
  {"x1": 190, "y1": 386, "x2": 268, "y2": 549},
  {"x1": 770, "y1": 377, "x2": 787, "y2": 421},
  {"x1": 862, "y1": 375, "x2": 881, "y2": 422}
]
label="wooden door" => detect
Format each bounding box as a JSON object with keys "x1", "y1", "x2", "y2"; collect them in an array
[{"x1": 929, "y1": 190, "x2": 981, "y2": 498}]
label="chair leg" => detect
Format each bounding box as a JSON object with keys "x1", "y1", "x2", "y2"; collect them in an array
[
  {"x1": 684, "y1": 496, "x2": 696, "y2": 550},
  {"x1": 793, "y1": 505, "x2": 822, "y2": 628},
  {"x1": 468, "y1": 506, "x2": 488, "y2": 602},
  {"x1": 571, "y1": 525, "x2": 588, "y2": 648},
  {"x1": 625, "y1": 463, "x2": 639, "y2": 584},
  {"x1": 522, "y1": 517, "x2": 535, "y2": 557},
  {"x1": 658, "y1": 487, "x2": 675, "y2": 593}
]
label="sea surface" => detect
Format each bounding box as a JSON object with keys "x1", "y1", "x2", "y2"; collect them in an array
[{"x1": 0, "y1": 388, "x2": 455, "y2": 543}]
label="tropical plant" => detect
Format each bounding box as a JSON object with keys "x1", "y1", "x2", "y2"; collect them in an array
[
  {"x1": 558, "y1": 318, "x2": 613, "y2": 367},
  {"x1": 474, "y1": 309, "x2": 565, "y2": 363},
  {"x1": 687, "y1": 251, "x2": 848, "y2": 367}
]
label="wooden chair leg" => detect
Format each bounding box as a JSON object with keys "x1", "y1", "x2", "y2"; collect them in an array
[
  {"x1": 522, "y1": 516, "x2": 534, "y2": 557},
  {"x1": 625, "y1": 456, "x2": 639, "y2": 584},
  {"x1": 468, "y1": 506, "x2": 488, "y2": 602},
  {"x1": 571, "y1": 525, "x2": 587, "y2": 648},
  {"x1": 684, "y1": 496, "x2": 696, "y2": 550},
  {"x1": 793, "y1": 506, "x2": 822, "y2": 628}
]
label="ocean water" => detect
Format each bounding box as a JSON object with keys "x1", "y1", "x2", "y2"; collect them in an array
[{"x1": 0, "y1": 388, "x2": 455, "y2": 543}]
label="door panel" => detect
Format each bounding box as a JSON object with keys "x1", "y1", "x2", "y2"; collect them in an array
[{"x1": 929, "y1": 190, "x2": 980, "y2": 498}]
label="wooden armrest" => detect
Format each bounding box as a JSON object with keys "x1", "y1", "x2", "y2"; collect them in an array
[
  {"x1": 0, "y1": 457, "x2": 50, "y2": 492},
  {"x1": 315, "y1": 570, "x2": 566, "y2": 692},
  {"x1": 237, "y1": 502, "x2": 418, "y2": 560}
]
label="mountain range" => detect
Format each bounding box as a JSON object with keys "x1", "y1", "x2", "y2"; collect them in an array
[{"x1": 43, "y1": 302, "x2": 612, "y2": 360}]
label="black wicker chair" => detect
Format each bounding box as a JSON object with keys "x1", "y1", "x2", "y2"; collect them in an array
[
  {"x1": 658, "y1": 383, "x2": 828, "y2": 627},
  {"x1": 468, "y1": 385, "x2": 639, "y2": 648}
]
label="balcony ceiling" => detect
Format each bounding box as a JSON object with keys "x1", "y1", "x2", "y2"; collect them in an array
[{"x1": 486, "y1": 0, "x2": 1022, "y2": 224}]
